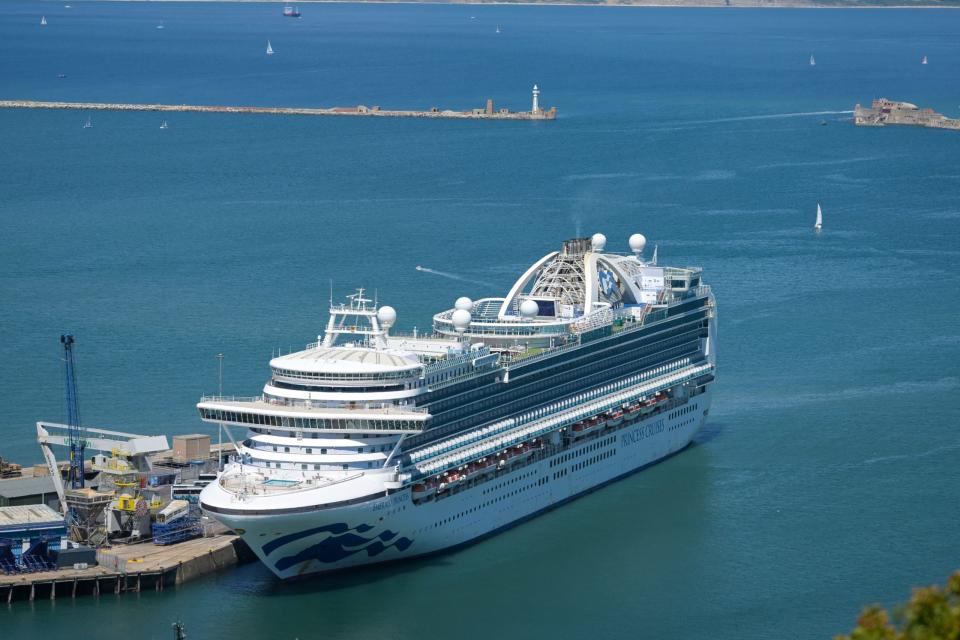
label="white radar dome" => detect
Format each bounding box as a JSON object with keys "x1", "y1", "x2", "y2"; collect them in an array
[
  {"x1": 629, "y1": 233, "x2": 647, "y2": 255},
  {"x1": 591, "y1": 233, "x2": 607, "y2": 252},
  {"x1": 454, "y1": 296, "x2": 474, "y2": 311},
  {"x1": 451, "y1": 308, "x2": 472, "y2": 333},
  {"x1": 519, "y1": 299, "x2": 539, "y2": 319},
  {"x1": 377, "y1": 306, "x2": 397, "y2": 329}
]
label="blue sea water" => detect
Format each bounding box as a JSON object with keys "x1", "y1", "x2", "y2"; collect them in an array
[{"x1": 1, "y1": 2, "x2": 959, "y2": 638}]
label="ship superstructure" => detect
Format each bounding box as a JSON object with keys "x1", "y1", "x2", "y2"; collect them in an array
[{"x1": 198, "y1": 234, "x2": 716, "y2": 578}]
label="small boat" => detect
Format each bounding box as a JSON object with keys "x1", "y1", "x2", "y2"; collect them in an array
[
  {"x1": 160, "y1": 120, "x2": 169, "y2": 129},
  {"x1": 809, "y1": 54, "x2": 816, "y2": 66},
  {"x1": 156, "y1": 21, "x2": 165, "y2": 30},
  {"x1": 266, "y1": 40, "x2": 274, "y2": 55},
  {"x1": 496, "y1": 25, "x2": 501, "y2": 34},
  {"x1": 820, "y1": 119, "x2": 827, "y2": 126},
  {"x1": 921, "y1": 55, "x2": 928, "y2": 65},
  {"x1": 283, "y1": 6, "x2": 300, "y2": 17},
  {"x1": 814, "y1": 203, "x2": 823, "y2": 233},
  {"x1": 40, "y1": 16, "x2": 47, "y2": 26},
  {"x1": 83, "y1": 116, "x2": 92, "y2": 129},
  {"x1": 58, "y1": 73, "x2": 67, "y2": 79}
]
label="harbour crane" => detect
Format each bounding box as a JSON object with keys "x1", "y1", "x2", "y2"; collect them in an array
[{"x1": 60, "y1": 334, "x2": 86, "y2": 489}]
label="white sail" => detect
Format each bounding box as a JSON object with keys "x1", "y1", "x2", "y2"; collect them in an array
[
  {"x1": 83, "y1": 116, "x2": 92, "y2": 129},
  {"x1": 814, "y1": 203, "x2": 822, "y2": 231},
  {"x1": 266, "y1": 40, "x2": 274, "y2": 55},
  {"x1": 921, "y1": 55, "x2": 928, "y2": 65},
  {"x1": 809, "y1": 54, "x2": 816, "y2": 66},
  {"x1": 41, "y1": 16, "x2": 47, "y2": 26}
]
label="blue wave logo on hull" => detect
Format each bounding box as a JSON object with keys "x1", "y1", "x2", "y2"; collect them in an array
[{"x1": 267, "y1": 523, "x2": 413, "y2": 571}]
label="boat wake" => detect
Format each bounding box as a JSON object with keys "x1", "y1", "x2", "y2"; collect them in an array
[
  {"x1": 666, "y1": 109, "x2": 853, "y2": 127},
  {"x1": 683, "y1": 110, "x2": 854, "y2": 126},
  {"x1": 415, "y1": 266, "x2": 495, "y2": 288}
]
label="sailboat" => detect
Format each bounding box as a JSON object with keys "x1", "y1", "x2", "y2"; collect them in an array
[
  {"x1": 40, "y1": 16, "x2": 47, "y2": 26},
  {"x1": 156, "y1": 21, "x2": 165, "y2": 30},
  {"x1": 266, "y1": 40, "x2": 274, "y2": 56},
  {"x1": 809, "y1": 54, "x2": 816, "y2": 66},
  {"x1": 814, "y1": 203, "x2": 823, "y2": 233},
  {"x1": 496, "y1": 24, "x2": 501, "y2": 34},
  {"x1": 160, "y1": 120, "x2": 169, "y2": 130},
  {"x1": 921, "y1": 55, "x2": 928, "y2": 65},
  {"x1": 83, "y1": 116, "x2": 92, "y2": 129}
]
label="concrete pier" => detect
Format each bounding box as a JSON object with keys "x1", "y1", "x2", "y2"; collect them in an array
[
  {"x1": 0, "y1": 99, "x2": 557, "y2": 121},
  {"x1": 1, "y1": 531, "x2": 249, "y2": 603}
]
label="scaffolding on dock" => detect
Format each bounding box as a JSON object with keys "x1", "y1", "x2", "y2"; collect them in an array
[{"x1": 151, "y1": 507, "x2": 202, "y2": 546}]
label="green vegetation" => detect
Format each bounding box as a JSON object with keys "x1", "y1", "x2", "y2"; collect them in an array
[{"x1": 835, "y1": 571, "x2": 960, "y2": 640}]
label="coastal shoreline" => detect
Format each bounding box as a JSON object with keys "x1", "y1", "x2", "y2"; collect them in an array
[{"x1": 48, "y1": 0, "x2": 960, "y2": 9}]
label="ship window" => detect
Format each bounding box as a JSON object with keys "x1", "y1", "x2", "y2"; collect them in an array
[
  {"x1": 342, "y1": 464, "x2": 348, "y2": 470},
  {"x1": 321, "y1": 449, "x2": 327, "y2": 454},
  {"x1": 301, "y1": 464, "x2": 307, "y2": 470},
  {"x1": 306, "y1": 448, "x2": 312, "y2": 454},
  {"x1": 314, "y1": 464, "x2": 321, "y2": 470}
]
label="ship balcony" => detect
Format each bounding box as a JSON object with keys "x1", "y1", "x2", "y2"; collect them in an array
[
  {"x1": 197, "y1": 396, "x2": 428, "y2": 434},
  {"x1": 202, "y1": 461, "x2": 393, "y2": 511}
]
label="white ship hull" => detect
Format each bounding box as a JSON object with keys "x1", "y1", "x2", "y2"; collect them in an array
[{"x1": 213, "y1": 389, "x2": 710, "y2": 579}]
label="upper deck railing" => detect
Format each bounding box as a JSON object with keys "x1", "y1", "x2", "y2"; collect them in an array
[{"x1": 198, "y1": 395, "x2": 429, "y2": 414}]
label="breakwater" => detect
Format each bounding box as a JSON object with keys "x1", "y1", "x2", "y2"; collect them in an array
[{"x1": 0, "y1": 99, "x2": 557, "y2": 121}]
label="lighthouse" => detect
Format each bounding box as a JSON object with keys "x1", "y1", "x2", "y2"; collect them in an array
[{"x1": 531, "y1": 84, "x2": 540, "y2": 114}]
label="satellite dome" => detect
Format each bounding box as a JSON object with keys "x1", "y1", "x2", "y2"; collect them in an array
[
  {"x1": 451, "y1": 309, "x2": 472, "y2": 333},
  {"x1": 519, "y1": 299, "x2": 539, "y2": 319},
  {"x1": 591, "y1": 233, "x2": 607, "y2": 252},
  {"x1": 629, "y1": 233, "x2": 647, "y2": 255},
  {"x1": 376, "y1": 306, "x2": 397, "y2": 329},
  {"x1": 454, "y1": 296, "x2": 474, "y2": 311}
]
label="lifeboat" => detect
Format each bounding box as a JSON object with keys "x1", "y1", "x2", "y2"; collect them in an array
[
  {"x1": 412, "y1": 480, "x2": 437, "y2": 500},
  {"x1": 438, "y1": 471, "x2": 463, "y2": 492},
  {"x1": 465, "y1": 459, "x2": 490, "y2": 480},
  {"x1": 606, "y1": 409, "x2": 624, "y2": 427},
  {"x1": 512, "y1": 444, "x2": 534, "y2": 463},
  {"x1": 572, "y1": 416, "x2": 603, "y2": 438}
]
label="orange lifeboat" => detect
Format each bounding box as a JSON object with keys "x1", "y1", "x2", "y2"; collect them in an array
[{"x1": 412, "y1": 480, "x2": 437, "y2": 500}]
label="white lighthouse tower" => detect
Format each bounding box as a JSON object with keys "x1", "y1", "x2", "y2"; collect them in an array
[{"x1": 531, "y1": 84, "x2": 540, "y2": 114}]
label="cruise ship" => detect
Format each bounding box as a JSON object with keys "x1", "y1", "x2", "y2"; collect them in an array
[{"x1": 198, "y1": 234, "x2": 716, "y2": 579}]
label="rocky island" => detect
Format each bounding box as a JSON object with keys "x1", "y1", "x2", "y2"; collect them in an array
[{"x1": 854, "y1": 98, "x2": 960, "y2": 131}]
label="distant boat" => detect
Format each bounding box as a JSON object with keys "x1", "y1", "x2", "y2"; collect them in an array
[
  {"x1": 921, "y1": 55, "x2": 928, "y2": 65},
  {"x1": 820, "y1": 119, "x2": 827, "y2": 126},
  {"x1": 283, "y1": 6, "x2": 300, "y2": 17},
  {"x1": 160, "y1": 120, "x2": 169, "y2": 129},
  {"x1": 57, "y1": 73, "x2": 67, "y2": 79},
  {"x1": 496, "y1": 24, "x2": 501, "y2": 34},
  {"x1": 40, "y1": 16, "x2": 47, "y2": 26},
  {"x1": 814, "y1": 203, "x2": 822, "y2": 233},
  {"x1": 809, "y1": 54, "x2": 816, "y2": 66},
  {"x1": 83, "y1": 116, "x2": 92, "y2": 129},
  {"x1": 266, "y1": 40, "x2": 274, "y2": 55},
  {"x1": 156, "y1": 21, "x2": 165, "y2": 30}
]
